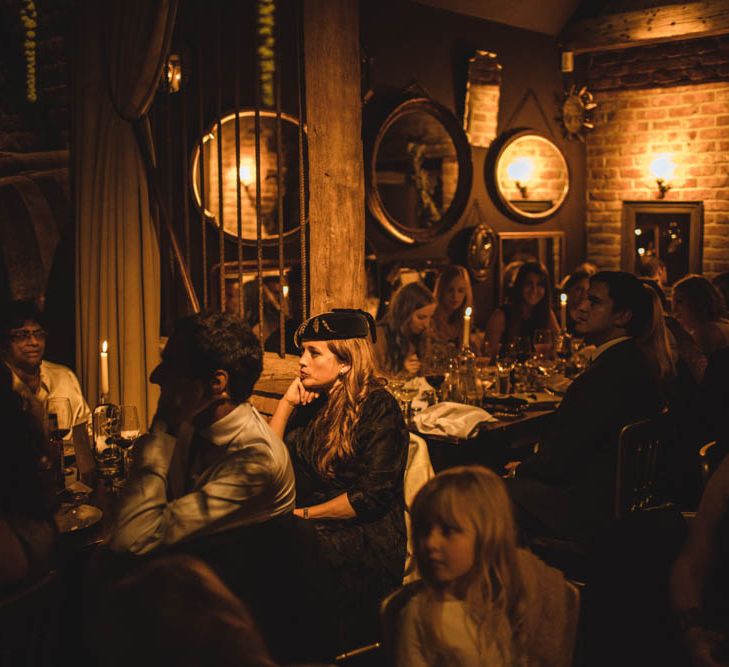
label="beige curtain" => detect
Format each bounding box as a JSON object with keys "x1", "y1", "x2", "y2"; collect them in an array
[{"x1": 74, "y1": 0, "x2": 177, "y2": 427}]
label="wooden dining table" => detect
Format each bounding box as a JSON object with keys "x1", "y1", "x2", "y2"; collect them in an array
[{"x1": 413, "y1": 406, "x2": 557, "y2": 473}]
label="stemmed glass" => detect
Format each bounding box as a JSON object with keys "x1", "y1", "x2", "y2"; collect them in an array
[
  {"x1": 46, "y1": 397, "x2": 72, "y2": 486},
  {"x1": 118, "y1": 405, "x2": 140, "y2": 480},
  {"x1": 533, "y1": 329, "x2": 555, "y2": 359},
  {"x1": 425, "y1": 348, "x2": 448, "y2": 401},
  {"x1": 495, "y1": 343, "x2": 517, "y2": 395},
  {"x1": 46, "y1": 397, "x2": 73, "y2": 442}
]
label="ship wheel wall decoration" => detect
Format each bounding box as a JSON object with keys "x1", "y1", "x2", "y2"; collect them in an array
[{"x1": 556, "y1": 85, "x2": 597, "y2": 142}]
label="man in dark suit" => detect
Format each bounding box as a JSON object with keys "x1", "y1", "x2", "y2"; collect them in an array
[{"x1": 508, "y1": 271, "x2": 665, "y2": 541}]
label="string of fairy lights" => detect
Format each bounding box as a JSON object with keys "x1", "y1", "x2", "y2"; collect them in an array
[{"x1": 19, "y1": 0, "x2": 38, "y2": 103}]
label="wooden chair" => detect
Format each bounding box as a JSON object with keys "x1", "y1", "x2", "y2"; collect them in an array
[
  {"x1": 0, "y1": 570, "x2": 61, "y2": 667},
  {"x1": 532, "y1": 410, "x2": 671, "y2": 583},
  {"x1": 614, "y1": 411, "x2": 670, "y2": 520}
]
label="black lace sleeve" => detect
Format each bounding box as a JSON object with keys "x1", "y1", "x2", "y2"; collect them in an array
[{"x1": 346, "y1": 389, "x2": 409, "y2": 521}]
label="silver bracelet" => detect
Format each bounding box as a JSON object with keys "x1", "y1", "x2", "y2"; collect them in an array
[{"x1": 303, "y1": 507, "x2": 309, "y2": 519}]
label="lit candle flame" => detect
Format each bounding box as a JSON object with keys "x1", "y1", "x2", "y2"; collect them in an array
[
  {"x1": 465, "y1": 306, "x2": 472, "y2": 317},
  {"x1": 102, "y1": 340, "x2": 108, "y2": 353},
  {"x1": 560, "y1": 293, "x2": 567, "y2": 304}
]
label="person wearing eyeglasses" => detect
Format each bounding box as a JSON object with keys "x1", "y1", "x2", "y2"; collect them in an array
[{"x1": 0, "y1": 300, "x2": 91, "y2": 450}]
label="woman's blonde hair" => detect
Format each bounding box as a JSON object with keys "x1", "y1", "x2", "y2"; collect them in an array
[
  {"x1": 379, "y1": 282, "x2": 435, "y2": 374},
  {"x1": 307, "y1": 337, "x2": 384, "y2": 476},
  {"x1": 434, "y1": 265, "x2": 473, "y2": 323},
  {"x1": 411, "y1": 466, "x2": 527, "y2": 665},
  {"x1": 639, "y1": 281, "x2": 677, "y2": 380}
]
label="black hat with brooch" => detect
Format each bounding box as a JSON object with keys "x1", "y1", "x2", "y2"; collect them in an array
[{"x1": 294, "y1": 309, "x2": 377, "y2": 348}]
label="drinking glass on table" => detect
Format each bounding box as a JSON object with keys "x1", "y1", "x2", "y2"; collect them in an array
[
  {"x1": 46, "y1": 397, "x2": 73, "y2": 491},
  {"x1": 118, "y1": 405, "x2": 140, "y2": 477},
  {"x1": 533, "y1": 329, "x2": 555, "y2": 359},
  {"x1": 474, "y1": 356, "x2": 495, "y2": 399},
  {"x1": 495, "y1": 343, "x2": 517, "y2": 395},
  {"x1": 424, "y1": 349, "x2": 448, "y2": 401}
]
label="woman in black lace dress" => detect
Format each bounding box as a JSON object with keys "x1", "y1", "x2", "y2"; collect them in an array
[{"x1": 270, "y1": 309, "x2": 408, "y2": 650}]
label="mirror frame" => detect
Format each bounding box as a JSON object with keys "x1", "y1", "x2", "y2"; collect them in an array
[
  {"x1": 467, "y1": 223, "x2": 496, "y2": 282},
  {"x1": 497, "y1": 231, "x2": 565, "y2": 303},
  {"x1": 366, "y1": 97, "x2": 473, "y2": 244},
  {"x1": 190, "y1": 109, "x2": 306, "y2": 245},
  {"x1": 485, "y1": 129, "x2": 570, "y2": 224}
]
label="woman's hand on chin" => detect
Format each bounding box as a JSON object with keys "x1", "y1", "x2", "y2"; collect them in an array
[{"x1": 284, "y1": 377, "x2": 319, "y2": 408}]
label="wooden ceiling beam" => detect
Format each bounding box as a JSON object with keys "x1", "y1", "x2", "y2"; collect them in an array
[{"x1": 561, "y1": 1, "x2": 729, "y2": 54}]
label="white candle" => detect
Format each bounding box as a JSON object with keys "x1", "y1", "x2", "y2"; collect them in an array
[
  {"x1": 463, "y1": 306, "x2": 472, "y2": 349},
  {"x1": 100, "y1": 340, "x2": 109, "y2": 398},
  {"x1": 560, "y1": 293, "x2": 568, "y2": 330}
]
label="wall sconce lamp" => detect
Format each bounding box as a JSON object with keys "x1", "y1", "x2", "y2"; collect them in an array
[
  {"x1": 650, "y1": 156, "x2": 676, "y2": 199},
  {"x1": 507, "y1": 157, "x2": 535, "y2": 199},
  {"x1": 235, "y1": 157, "x2": 258, "y2": 207}
]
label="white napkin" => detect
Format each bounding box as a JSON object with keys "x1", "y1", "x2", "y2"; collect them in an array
[
  {"x1": 412, "y1": 401, "x2": 496, "y2": 439},
  {"x1": 399, "y1": 376, "x2": 436, "y2": 412}
]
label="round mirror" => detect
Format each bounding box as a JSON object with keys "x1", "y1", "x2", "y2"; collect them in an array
[
  {"x1": 366, "y1": 98, "x2": 472, "y2": 244},
  {"x1": 190, "y1": 110, "x2": 306, "y2": 244},
  {"x1": 486, "y1": 130, "x2": 569, "y2": 223}
]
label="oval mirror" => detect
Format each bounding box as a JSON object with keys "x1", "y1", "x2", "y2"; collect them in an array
[
  {"x1": 486, "y1": 130, "x2": 569, "y2": 223},
  {"x1": 190, "y1": 110, "x2": 306, "y2": 244},
  {"x1": 467, "y1": 223, "x2": 496, "y2": 281},
  {"x1": 366, "y1": 97, "x2": 472, "y2": 244}
]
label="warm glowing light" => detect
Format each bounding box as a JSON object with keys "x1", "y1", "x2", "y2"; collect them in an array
[
  {"x1": 465, "y1": 306, "x2": 472, "y2": 317},
  {"x1": 507, "y1": 157, "x2": 535, "y2": 183},
  {"x1": 228, "y1": 156, "x2": 257, "y2": 187},
  {"x1": 102, "y1": 340, "x2": 108, "y2": 353},
  {"x1": 282, "y1": 285, "x2": 290, "y2": 298},
  {"x1": 638, "y1": 247, "x2": 646, "y2": 256},
  {"x1": 560, "y1": 293, "x2": 567, "y2": 305},
  {"x1": 650, "y1": 156, "x2": 676, "y2": 181},
  {"x1": 635, "y1": 228, "x2": 643, "y2": 236}
]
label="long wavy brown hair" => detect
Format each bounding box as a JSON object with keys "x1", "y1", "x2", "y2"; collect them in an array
[
  {"x1": 308, "y1": 337, "x2": 385, "y2": 476},
  {"x1": 411, "y1": 466, "x2": 528, "y2": 665}
]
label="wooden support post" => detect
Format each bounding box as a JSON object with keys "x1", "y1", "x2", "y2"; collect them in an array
[{"x1": 303, "y1": 0, "x2": 365, "y2": 314}]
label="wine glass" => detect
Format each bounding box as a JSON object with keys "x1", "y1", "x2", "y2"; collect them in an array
[
  {"x1": 118, "y1": 405, "x2": 140, "y2": 480},
  {"x1": 513, "y1": 336, "x2": 533, "y2": 364},
  {"x1": 533, "y1": 329, "x2": 555, "y2": 359},
  {"x1": 495, "y1": 343, "x2": 517, "y2": 395},
  {"x1": 46, "y1": 397, "x2": 73, "y2": 492},
  {"x1": 46, "y1": 397, "x2": 73, "y2": 441},
  {"x1": 119, "y1": 405, "x2": 140, "y2": 445},
  {"x1": 474, "y1": 356, "x2": 494, "y2": 399},
  {"x1": 425, "y1": 348, "x2": 448, "y2": 399}
]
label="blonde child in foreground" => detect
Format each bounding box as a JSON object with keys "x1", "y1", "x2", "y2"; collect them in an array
[{"x1": 397, "y1": 466, "x2": 578, "y2": 667}]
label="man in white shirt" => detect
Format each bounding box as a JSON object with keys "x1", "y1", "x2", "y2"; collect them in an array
[
  {"x1": 1, "y1": 300, "x2": 91, "y2": 450},
  {"x1": 109, "y1": 312, "x2": 295, "y2": 555}
]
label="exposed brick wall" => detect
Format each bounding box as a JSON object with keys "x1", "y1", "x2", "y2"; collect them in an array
[
  {"x1": 0, "y1": 0, "x2": 70, "y2": 151},
  {"x1": 584, "y1": 46, "x2": 729, "y2": 276}
]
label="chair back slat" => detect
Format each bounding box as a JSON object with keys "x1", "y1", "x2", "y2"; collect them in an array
[{"x1": 615, "y1": 412, "x2": 668, "y2": 520}]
